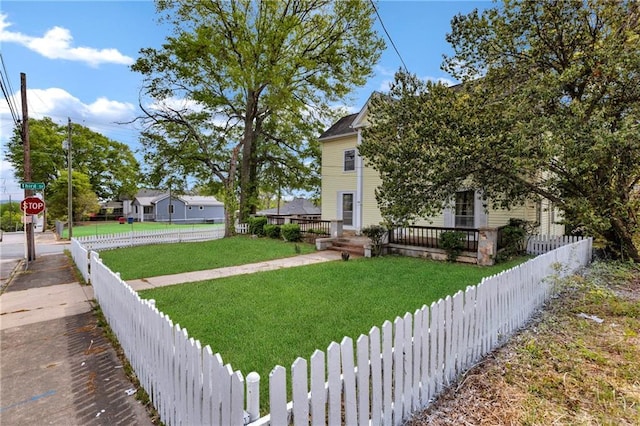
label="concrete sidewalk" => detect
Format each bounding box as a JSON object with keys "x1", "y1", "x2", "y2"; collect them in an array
[
  {"x1": 128, "y1": 249, "x2": 344, "y2": 290},
  {"x1": 0, "y1": 253, "x2": 152, "y2": 426},
  {"x1": 1, "y1": 246, "x2": 345, "y2": 425}
]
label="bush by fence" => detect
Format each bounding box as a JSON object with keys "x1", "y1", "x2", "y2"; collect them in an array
[{"x1": 74, "y1": 233, "x2": 592, "y2": 425}]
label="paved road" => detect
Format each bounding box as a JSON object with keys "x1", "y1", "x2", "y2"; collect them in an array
[{"x1": 1, "y1": 231, "x2": 70, "y2": 290}]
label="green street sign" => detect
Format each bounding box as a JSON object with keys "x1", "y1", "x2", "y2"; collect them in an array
[{"x1": 20, "y1": 182, "x2": 45, "y2": 190}]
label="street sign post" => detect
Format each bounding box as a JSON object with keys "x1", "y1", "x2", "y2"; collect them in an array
[
  {"x1": 20, "y1": 197, "x2": 46, "y2": 215},
  {"x1": 20, "y1": 182, "x2": 45, "y2": 190}
]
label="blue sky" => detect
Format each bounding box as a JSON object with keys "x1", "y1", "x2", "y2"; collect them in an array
[{"x1": 0, "y1": 0, "x2": 490, "y2": 200}]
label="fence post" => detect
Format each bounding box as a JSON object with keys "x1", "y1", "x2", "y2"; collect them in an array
[
  {"x1": 246, "y1": 372, "x2": 260, "y2": 422},
  {"x1": 477, "y1": 227, "x2": 498, "y2": 266},
  {"x1": 330, "y1": 220, "x2": 343, "y2": 238}
]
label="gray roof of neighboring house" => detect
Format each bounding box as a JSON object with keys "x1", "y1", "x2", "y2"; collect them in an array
[
  {"x1": 151, "y1": 194, "x2": 223, "y2": 207},
  {"x1": 256, "y1": 197, "x2": 320, "y2": 216},
  {"x1": 319, "y1": 113, "x2": 358, "y2": 141},
  {"x1": 179, "y1": 195, "x2": 223, "y2": 207},
  {"x1": 131, "y1": 189, "x2": 166, "y2": 206}
]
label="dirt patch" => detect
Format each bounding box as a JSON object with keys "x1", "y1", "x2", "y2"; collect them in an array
[{"x1": 406, "y1": 261, "x2": 640, "y2": 425}]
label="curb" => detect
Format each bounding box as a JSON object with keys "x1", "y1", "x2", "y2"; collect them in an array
[{"x1": 0, "y1": 259, "x2": 24, "y2": 295}]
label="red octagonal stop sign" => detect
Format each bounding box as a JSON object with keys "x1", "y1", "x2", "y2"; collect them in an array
[{"x1": 21, "y1": 196, "x2": 46, "y2": 215}]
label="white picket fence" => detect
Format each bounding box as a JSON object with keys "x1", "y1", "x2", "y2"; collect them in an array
[
  {"x1": 76, "y1": 227, "x2": 227, "y2": 251},
  {"x1": 526, "y1": 234, "x2": 585, "y2": 255},
  {"x1": 70, "y1": 239, "x2": 90, "y2": 282},
  {"x1": 82, "y1": 235, "x2": 592, "y2": 426}
]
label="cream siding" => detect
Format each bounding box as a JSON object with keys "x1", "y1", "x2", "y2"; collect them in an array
[
  {"x1": 361, "y1": 162, "x2": 384, "y2": 227},
  {"x1": 321, "y1": 101, "x2": 565, "y2": 237},
  {"x1": 321, "y1": 136, "x2": 358, "y2": 221}
]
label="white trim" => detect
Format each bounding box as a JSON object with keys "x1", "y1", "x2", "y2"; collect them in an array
[
  {"x1": 343, "y1": 148, "x2": 356, "y2": 172},
  {"x1": 338, "y1": 191, "x2": 356, "y2": 228},
  {"x1": 355, "y1": 129, "x2": 364, "y2": 231}
]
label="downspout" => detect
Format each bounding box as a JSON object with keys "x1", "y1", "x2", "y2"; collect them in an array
[{"x1": 356, "y1": 128, "x2": 364, "y2": 232}]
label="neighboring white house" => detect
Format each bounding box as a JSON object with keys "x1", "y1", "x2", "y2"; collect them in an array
[{"x1": 130, "y1": 189, "x2": 166, "y2": 222}]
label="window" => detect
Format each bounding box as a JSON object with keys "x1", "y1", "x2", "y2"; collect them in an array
[
  {"x1": 342, "y1": 193, "x2": 354, "y2": 226},
  {"x1": 143, "y1": 206, "x2": 152, "y2": 214},
  {"x1": 343, "y1": 149, "x2": 356, "y2": 172},
  {"x1": 455, "y1": 190, "x2": 475, "y2": 228},
  {"x1": 168, "y1": 204, "x2": 174, "y2": 214}
]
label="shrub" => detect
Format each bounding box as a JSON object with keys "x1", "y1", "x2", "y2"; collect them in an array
[
  {"x1": 440, "y1": 231, "x2": 465, "y2": 262},
  {"x1": 247, "y1": 216, "x2": 268, "y2": 237},
  {"x1": 281, "y1": 223, "x2": 301, "y2": 242},
  {"x1": 264, "y1": 224, "x2": 281, "y2": 239},
  {"x1": 497, "y1": 218, "x2": 529, "y2": 262},
  {"x1": 361, "y1": 224, "x2": 387, "y2": 256}
]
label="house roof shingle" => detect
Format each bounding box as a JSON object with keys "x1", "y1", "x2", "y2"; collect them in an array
[
  {"x1": 256, "y1": 197, "x2": 320, "y2": 216},
  {"x1": 318, "y1": 113, "x2": 358, "y2": 141}
]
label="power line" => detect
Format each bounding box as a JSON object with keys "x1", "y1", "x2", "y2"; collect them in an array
[
  {"x1": 0, "y1": 53, "x2": 21, "y2": 126},
  {"x1": 369, "y1": 0, "x2": 409, "y2": 72}
]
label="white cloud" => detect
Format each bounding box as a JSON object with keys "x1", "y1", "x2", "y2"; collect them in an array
[
  {"x1": 0, "y1": 13, "x2": 134, "y2": 67},
  {"x1": 0, "y1": 87, "x2": 135, "y2": 126},
  {"x1": 0, "y1": 87, "x2": 137, "y2": 200}
]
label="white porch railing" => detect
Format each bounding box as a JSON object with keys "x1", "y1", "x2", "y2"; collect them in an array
[{"x1": 75, "y1": 235, "x2": 593, "y2": 426}]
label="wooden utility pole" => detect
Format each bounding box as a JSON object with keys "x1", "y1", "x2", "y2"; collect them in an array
[
  {"x1": 67, "y1": 118, "x2": 73, "y2": 239},
  {"x1": 21, "y1": 72, "x2": 35, "y2": 262}
]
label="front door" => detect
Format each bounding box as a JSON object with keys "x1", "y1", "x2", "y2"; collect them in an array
[{"x1": 341, "y1": 193, "x2": 354, "y2": 227}]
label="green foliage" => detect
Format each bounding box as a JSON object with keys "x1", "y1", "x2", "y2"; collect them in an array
[
  {"x1": 440, "y1": 231, "x2": 465, "y2": 262},
  {"x1": 361, "y1": 224, "x2": 387, "y2": 256},
  {"x1": 247, "y1": 216, "x2": 268, "y2": 237},
  {"x1": 132, "y1": 0, "x2": 385, "y2": 222},
  {"x1": 280, "y1": 223, "x2": 301, "y2": 242},
  {"x1": 264, "y1": 224, "x2": 281, "y2": 239},
  {"x1": 47, "y1": 170, "x2": 100, "y2": 222},
  {"x1": 0, "y1": 202, "x2": 23, "y2": 232},
  {"x1": 5, "y1": 118, "x2": 141, "y2": 201},
  {"x1": 497, "y1": 218, "x2": 529, "y2": 262},
  {"x1": 360, "y1": 1, "x2": 640, "y2": 261}
]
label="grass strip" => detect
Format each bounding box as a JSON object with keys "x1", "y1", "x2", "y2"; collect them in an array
[{"x1": 99, "y1": 236, "x2": 316, "y2": 280}]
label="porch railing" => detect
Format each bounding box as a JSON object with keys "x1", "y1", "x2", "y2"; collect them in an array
[
  {"x1": 389, "y1": 226, "x2": 479, "y2": 251},
  {"x1": 289, "y1": 218, "x2": 331, "y2": 237},
  {"x1": 264, "y1": 216, "x2": 331, "y2": 237}
]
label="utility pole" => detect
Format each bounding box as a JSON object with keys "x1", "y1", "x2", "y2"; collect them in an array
[
  {"x1": 21, "y1": 72, "x2": 35, "y2": 262},
  {"x1": 67, "y1": 118, "x2": 73, "y2": 239}
]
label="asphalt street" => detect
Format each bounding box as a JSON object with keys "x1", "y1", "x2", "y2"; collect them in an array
[{"x1": 0, "y1": 231, "x2": 70, "y2": 290}]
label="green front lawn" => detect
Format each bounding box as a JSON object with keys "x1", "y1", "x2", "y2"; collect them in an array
[
  {"x1": 99, "y1": 236, "x2": 316, "y2": 280},
  {"x1": 138, "y1": 255, "x2": 526, "y2": 410}
]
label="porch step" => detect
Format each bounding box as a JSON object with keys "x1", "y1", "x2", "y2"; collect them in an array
[{"x1": 327, "y1": 238, "x2": 367, "y2": 257}]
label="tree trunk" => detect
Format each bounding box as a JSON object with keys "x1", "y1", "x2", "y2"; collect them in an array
[
  {"x1": 223, "y1": 146, "x2": 240, "y2": 238},
  {"x1": 604, "y1": 217, "x2": 640, "y2": 262},
  {"x1": 240, "y1": 92, "x2": 258, "y2": 221}
]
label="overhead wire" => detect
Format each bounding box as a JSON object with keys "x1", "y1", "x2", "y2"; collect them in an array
[
  {"x1": 0, "y1": 53, "x2": 21, "y2": 126},
  {"x1": 369, "y1": 0, "x2": 409, "y2": 72}
]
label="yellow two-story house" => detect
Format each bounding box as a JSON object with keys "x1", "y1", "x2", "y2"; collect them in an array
[{"x1": 319, "y1": 98, "x2": 563, "y2": 236}]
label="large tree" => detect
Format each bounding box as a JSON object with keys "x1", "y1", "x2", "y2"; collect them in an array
[
  {"x1": 47, "y1": 171, "x2": 101, "y2": 222},
  {"x1": 131, "y1": 0, "x2": 384, "y2": 233},
  {"x1": 360, "y1": 0, "x2": 640, "y2": 261},
  {"x1": 5, "y1": 118, "x2": 141, "y2": 202}
]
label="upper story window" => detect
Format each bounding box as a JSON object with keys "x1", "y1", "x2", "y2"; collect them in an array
[{"x1": 343, "y1": 149, "x2": 356, "y2": 172}]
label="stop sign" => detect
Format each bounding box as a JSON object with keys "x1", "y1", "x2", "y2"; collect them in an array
[{"x1": 21, "y1": 197, "x2": 46, "y2": 215}]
